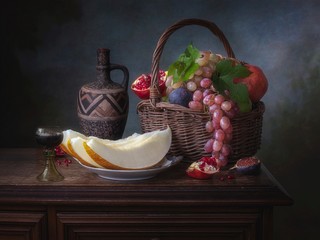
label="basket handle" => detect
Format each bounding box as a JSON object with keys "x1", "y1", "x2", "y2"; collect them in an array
[{"x1": 150, "y1": 18, "x2": 236, "y2": 106}]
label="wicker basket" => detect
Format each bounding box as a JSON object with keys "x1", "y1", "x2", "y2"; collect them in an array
[{"x1": 137, "y1": 18, "x2": 265, "y2": 162}]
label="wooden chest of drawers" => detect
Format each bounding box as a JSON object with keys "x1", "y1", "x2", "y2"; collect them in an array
[{"x1": 0, "y1": 148, "x2": 292, "y2": 240}]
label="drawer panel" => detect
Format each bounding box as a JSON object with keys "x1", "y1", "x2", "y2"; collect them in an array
[
  {"x1": 57, "y1": 212, "x2": 261, "y2": 240},
  {"x1": 0, "y1": 211, "x2": 47, "y2": 240}
]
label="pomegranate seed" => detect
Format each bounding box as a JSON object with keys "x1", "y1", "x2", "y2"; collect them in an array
[{"x1": 227, "y1": 174, "x2": 235, "y2": 180}]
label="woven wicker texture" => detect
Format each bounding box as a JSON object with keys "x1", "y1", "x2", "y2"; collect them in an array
[{"x1": 137, "y1": 18, "x2": 265, "y2": 162}]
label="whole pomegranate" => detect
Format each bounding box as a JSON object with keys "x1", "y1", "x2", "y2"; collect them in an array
[
  {"x1": 233, "y1": 64, "x2": 268, "y2": 103},
  {"x1": 131, "y1": 70, "x2": 166, "y2": 99}
]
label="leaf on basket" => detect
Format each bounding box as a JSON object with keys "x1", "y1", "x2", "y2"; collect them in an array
[
  {"x1": 167, "y1": 43, "x2": 200, "y2": 84},
  {"x1": 212, "y1": 59, "x2": 252, "y2": 113}
]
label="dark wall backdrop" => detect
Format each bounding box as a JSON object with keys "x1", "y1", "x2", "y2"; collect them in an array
[{"x1": 2, "y1": 0, "x2": 319, "y2": 239}]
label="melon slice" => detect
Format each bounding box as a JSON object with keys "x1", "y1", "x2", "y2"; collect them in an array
[
  {"x1": 84, "y1": 127, "x2": 172, "y2": 170},
  {"x1": 60, "y1": 129, "x2": 87, "y2": 156},
  {"x1": 69, "y1": 137, "x2": 103, "y2": 168}
]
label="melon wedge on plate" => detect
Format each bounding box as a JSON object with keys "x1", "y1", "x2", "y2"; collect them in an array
[
  {"x1": 60, "y1": 127, "x2": 171, "y2": 169},
  {"x1": 84, "y1": 126, "x2": 172, "y2": 170},
  {"x1": 60, "y1": 129, "x2": 87, "y2": 156},
  {"x1": 69, "y1": 137, "x2": 103, "y2": 168}
]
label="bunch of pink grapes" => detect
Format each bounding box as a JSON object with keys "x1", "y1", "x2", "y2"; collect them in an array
[
  {"x1": 189, "y1": 78, "x2": 239, "y2": 167},
  {"x1": 169, "y1": 51, "x2": 239, "y2": 167}
]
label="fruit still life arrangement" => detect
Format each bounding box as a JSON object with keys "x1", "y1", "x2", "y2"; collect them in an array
[
  {"x1": 60, "y1": 126, "x2": 172, "y2": 170},
  {"x1": 132, "y1": 43, "x2": 268, "y2": 179}
]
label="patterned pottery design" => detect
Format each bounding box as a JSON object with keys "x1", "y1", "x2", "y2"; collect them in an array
[
  {"x1": 78, "y1": 88, "x2": 128, "y2": 118},
  {"x1": 77, "y1": 86, "x2": 129, "y2": 140}
]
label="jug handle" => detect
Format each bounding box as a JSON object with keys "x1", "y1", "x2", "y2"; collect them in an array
[{"x1": 110, "y1": 64, "x2": 129, "y2": 91}]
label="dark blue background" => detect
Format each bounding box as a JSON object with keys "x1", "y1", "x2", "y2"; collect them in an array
[{"x1": 2, "y1": 0, "x2": 319, "y2": 239}]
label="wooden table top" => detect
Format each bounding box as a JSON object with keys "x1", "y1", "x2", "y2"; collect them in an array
[{"x1": 0, "y1": 148, "x2": 293, "y2": 207}]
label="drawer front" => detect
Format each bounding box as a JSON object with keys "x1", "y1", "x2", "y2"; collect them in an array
[
  {"x1": 57, "y1": 212, "x2": 261, "y2": 240},
  {"x1": 0, "y1": 211, "x2": 47, "y2": 240}
]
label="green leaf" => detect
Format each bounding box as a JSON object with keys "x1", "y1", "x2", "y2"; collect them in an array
[
  {"x1": 212, "y1": 59, "x2": 252, "y2": 113},
  {"x1": 167, "y1": 43, "x2": 200, "y2": 83},
  {"x1": 216, "y1": 59, "x2": 233, "y2": 75},
  {"x1": 228, "y1": 80, "x2": 252, "y2": 113}
]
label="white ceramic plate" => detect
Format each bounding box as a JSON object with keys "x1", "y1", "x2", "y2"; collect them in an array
[{"x1": 73, "y1": 156, "x2": 183, "y2": 181}]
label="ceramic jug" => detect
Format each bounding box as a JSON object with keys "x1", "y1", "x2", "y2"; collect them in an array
[{"x1": 77, "y1": 48, "x2": 129, "y2": 140}]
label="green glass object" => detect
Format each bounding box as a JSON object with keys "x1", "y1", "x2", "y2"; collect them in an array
[{"x1": 35, "y1": 127, "x2": 64, "y2": 182}]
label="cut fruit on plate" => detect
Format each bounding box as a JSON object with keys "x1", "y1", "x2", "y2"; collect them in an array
[
  {"x1": 84, "y1": 126, "x2": 172, "y2": 170},
  {"x1": 60, "y1": 126, "x2": 172, "y2": 170}
]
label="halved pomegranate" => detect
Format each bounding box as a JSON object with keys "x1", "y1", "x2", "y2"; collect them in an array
[
  {"x1": 186, "y1": 156, "x2": 219, "y2": 179},
  {"x1": 131, "y1": 70, "x2": 167, "y2": 99}
]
